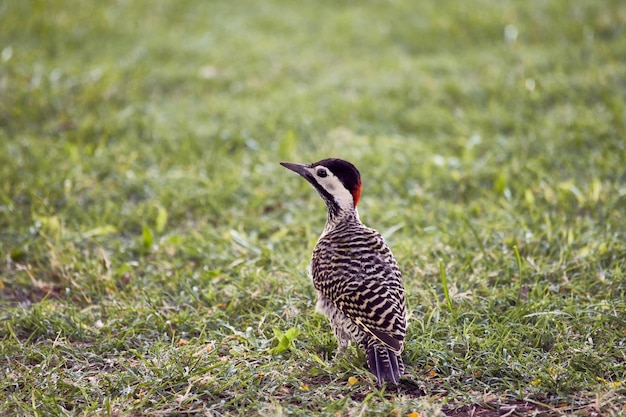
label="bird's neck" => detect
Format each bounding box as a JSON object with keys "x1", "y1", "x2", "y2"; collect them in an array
[{"x1": 322, "y1": 207, "x2": 361, "y2": 236}]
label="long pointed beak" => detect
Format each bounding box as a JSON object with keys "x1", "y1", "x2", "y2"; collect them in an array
[{"x1": 280, "y1": 162, "x2": 310, "y2": 177}]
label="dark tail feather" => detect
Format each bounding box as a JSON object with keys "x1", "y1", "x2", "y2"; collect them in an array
[{"x1": 365, "y1": 344, "x2": 404, "y2": 387}]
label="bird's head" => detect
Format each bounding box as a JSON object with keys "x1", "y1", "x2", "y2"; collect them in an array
[{"x1": 280, "y1": 158, "x2": 362, "y2": 218}]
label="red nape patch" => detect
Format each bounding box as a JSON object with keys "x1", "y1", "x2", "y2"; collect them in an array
[{"x1": 353, "y1": 180, "x2": 362, "y2": 207}]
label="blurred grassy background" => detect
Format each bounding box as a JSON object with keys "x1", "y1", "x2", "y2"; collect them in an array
[{"x1": 1, "y1": 0, "x2": 625, "y2": 415}]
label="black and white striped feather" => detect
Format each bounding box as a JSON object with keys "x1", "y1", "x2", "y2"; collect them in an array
[{"x1": 312, "y1": 213, "x2": 406, "y2": 386}]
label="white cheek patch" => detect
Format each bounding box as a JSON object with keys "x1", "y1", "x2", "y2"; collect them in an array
[
  {"x1": 321, "y1": 176, "x2": 354, "y2": 211},
  {"x1": 305, "y1": 166, "x2": 355, "y2": 211},
  {"x1": 335, "y1": 188, "x2": 355, "y2": 211}
]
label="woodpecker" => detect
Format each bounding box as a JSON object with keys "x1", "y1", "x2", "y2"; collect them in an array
[{"x1": 280, "y1": 158, "x2": 407, "y2": 387}]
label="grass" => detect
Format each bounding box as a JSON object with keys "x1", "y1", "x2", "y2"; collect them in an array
[{"x1": 1, "y1": 0, "x2": 625, "y2": 415}]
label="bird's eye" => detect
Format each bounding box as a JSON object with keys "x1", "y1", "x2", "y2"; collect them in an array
[{"x1": 317, "y1": 168, "x2": 328, "y2": 178}]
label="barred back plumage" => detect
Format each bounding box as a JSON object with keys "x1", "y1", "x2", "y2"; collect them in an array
[
  {"x1": 313, "y1": 212, "x2": 406, "y2": 385},
  {"x1": 280, "y1": 158, "x2": 407, "y2": 387}
]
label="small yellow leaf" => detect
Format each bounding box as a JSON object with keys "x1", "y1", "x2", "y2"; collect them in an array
[
  {"x1": 177, "y1": 338, "x2": 189, "y2": 346},
  {"x1": 427, "y1": 369, "x2": 437, "y2": 378},
  {"x1": 82, "y1": 225, "x2": 117, "y2": 238},
  {"x1": 300, "y1": 384, "x2": 309, "y2": 391},
  {"x1": 524, "y1": 189, "x2": 535, "y2": 206},
  {"x1": 155, "y1": 205, "x2": 168, "y2": 233},
  {"x1": 347, "y1": 376, "x2": 359, "y2": 386}
]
